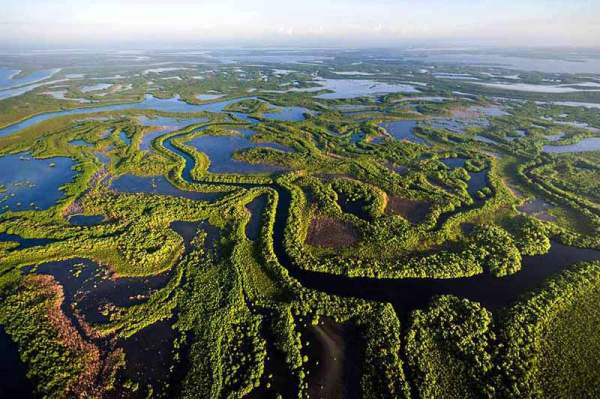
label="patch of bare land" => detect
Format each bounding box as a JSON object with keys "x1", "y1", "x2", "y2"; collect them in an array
[
  {"x1": 306, "y1": 215, "x2": 359, "y2": 248},
  {"x1": 385, "y1": 196, "x2": 431, "y2": 223}
]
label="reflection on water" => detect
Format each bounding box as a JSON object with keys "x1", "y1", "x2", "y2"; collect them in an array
[
  {"x1": 291, "y1": 241, "x2": 600, "y2": 316},
  {"x1": 263, "y1": 106, "x2": 310, "y2": 121},
  {"x1": 0, "y1": 232, "x2": 56, "y2": 250},
  {"x1": 138, "y1": 115, "x2": 209, "y2": 150},
  {"x1": 0, "y1": 95, "x2": 310, "y2": 138},
  {"x1": 441, "y1": 157, "x2": 467, "y2": 168},
  {"x1": 379, "y1": 120, "x2": 426, "y2": 144},
  {"x1": 186, "y1": 129, "x2": 291, "y2": 174},
  {"x1": 314, "y1": 78, "x2": 419, "y2": 99},
  {"x1": 68, "y1": 214, "x2": 106, "y2": 226},
  {"x1": 111, "y1": 174, "x2": 224, "y2": 201},
  {"x1": 543, "y1": 137, "x2": 600, "y2": 153},
  {"x1": 245, "y1": 195, "x2": 268, "y2": 241},
  {"x1": 0, "y1": 152, "x2": 77, "y2": 212}
]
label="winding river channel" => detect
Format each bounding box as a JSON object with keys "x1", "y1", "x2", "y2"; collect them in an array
[{"x1": 3, "y1": 96, "x2": 600, "y2": 397}]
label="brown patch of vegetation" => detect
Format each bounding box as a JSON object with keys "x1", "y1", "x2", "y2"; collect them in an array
[
  {"x1": 450, "y1": 106, "x2": 480, "y2": 118},
  {"x1": 306, "y1": 215, "x2": 359, "y2": 248},
  {"x1": 24, "y1": 275, "x2": 123, "y2": 398},
  {"x1": 385, "y1": 196, "x2": 431, "y2": 223}
]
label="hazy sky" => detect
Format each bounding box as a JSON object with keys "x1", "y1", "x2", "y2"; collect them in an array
[{"x1": 1, "y1": 0, "x2": 599, "y2": 48}]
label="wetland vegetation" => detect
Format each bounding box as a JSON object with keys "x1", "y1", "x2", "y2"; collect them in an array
[{"x1": 1, "y1": 47, "x2": 600, "y2": 398}]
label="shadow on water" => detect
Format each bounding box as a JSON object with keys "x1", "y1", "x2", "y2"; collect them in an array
[
  {"x1": 286, "y1": 242, "x2": 600, "y2": 319},
  {"x1": 0, "y1": 326, "x2": 33, "y2": 399},
  {"x1": 0, "y1": 232, "x2": 56, "y2": 250},
  {"x1": 245, "y1": 195, "x2": 269, "y2": 241},
  {"x1": 68, "y1": 214, "x2": 106, "y2": 226},
  {"x1": 27, "y1": 219, "x2": 208, "y2": 326},
  {"x1": 117, "y1": 318, "x2": 177, "y2": 389},
  {"x1": 303, "y1": 318, "x2": 362, "y2": 399}
]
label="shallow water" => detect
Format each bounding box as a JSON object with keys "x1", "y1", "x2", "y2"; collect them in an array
[
  {"x1": 350, "y1": 131, "x2": 365, "y2": 144},
  {"x1": 119, "y1": 130, "x2": 131, "y2": 146},
  {"x1": 303, "y1": 319, "x2": 361, "y2": 399},
  {"x1": 111, "y1": 174, "x2": 223, "y2": 201},
  {"x1": 474, "y1": 135, "x2": 499, "y2": 145},
  {"x1": 138, "y1": 115, "x2": 209, "y2": 150},
  {"x1": 263, "y1": 106, "x2": 310, "y2": 121},
  {"x1": 0, "y1": 152, "x2": 77, "y2": 212},
  {"x1": 186, "y1": 129, "x2": 291, "y2": 174},
  {"x1": 407, "y1": 52, "x2": 600, "y2": 74},
  {"x1": 518, "y1": 198, "x2": 556, "y2": 222},
  {"x1": 475, "y1": 82, "x2": 600, "y2": 93},
  {"x1": 69, "y1": 139, "x2": 93, "y2": 147},
  {"x1": 379, "y1": 120, "x2": 425, "y2": 144},
  {"x1": 543, "y1": 137, "x2": 600, "y2": 153},
  {"x1": 428, "y1": 117, "x2": 490, "y2": 134},
  {"x1": 314, "y1": 78, "x2": 420, "y2": 99},
  {"x1": 505, "y1": 129, "x2": 527, "y2": 141},
  {"x1": 545, "y1": 132, "x2": 565, "y2": 142},
  {"x1": 80, "y1": 83, "x2": 113, "y2": 93},
  {"x1": 0, "y1": 94, "x2": 311, "y2": 138},
  {"x1": 0, "y1": 67, "x2": 60, "y2": 89},
  {"x1": 42, "y1": 90, "x2": 90, "y2": 102},
  {"x1": 176, "y1": 220, "x2": 222, "y2": 253},
  {"x1": 28, "y1": 219, "x2": 210, "y2": 325},
  {"x1": 117, "y1": 318, "x2": 176, "y2": 388},
  {"x1": 196, "y1": 93, "x2": 224, "y2": 101},
  {"x1": 466, "y1": 170, "x2": 488, "y2": 196},
  {"x1": 552, "y1": 101, "x2": 600, "y2": 110},
  {"x1": 441, "y1": 157, "x2": 467, "y2": 168},
  {"x1": 0, "y1": 95, "x2": 243, "y2": 138}
]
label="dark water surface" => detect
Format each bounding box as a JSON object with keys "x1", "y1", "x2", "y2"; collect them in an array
[
  {"x1": 0, "y1": 326, "x2": 33, "y2": 399},
  {"x1": 245, "y1": 194, "x2": 268, "y2": 241},
  {"x1": 0, "y1": 232, "x2": 56, "y2": 250},
  {"x1": 68, "y1": 214, "x2": 105, "y2": 226}
]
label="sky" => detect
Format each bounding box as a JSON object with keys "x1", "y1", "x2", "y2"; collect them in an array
[{"x1": 1, "y1": 0, "x2": 599, "y2": 48}]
